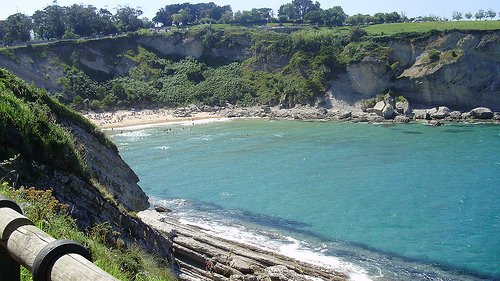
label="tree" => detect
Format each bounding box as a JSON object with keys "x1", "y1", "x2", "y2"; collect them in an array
[
  {"x1": 32, "y1": 4, "x2": 66, "y2": 40},
  {"x1": 278, "y1": 3, "x2": 299, "y2": 22},
  {"x1": 322, "y1": 6, "x2": 346, "y2": 27},
  {"x1": 384, "y1": 12, "x2": 401, "y2": 23},
  {"x1": 348, "y1": 26, "x2": 367, "y2": 42},
  {"x1": 465, "y1": 12, "x2": 473, "y2": 20},
  {"x1": 452, "y1": 11, "x2": 463, "y2": 21},
  {"x1": 304, "y1": 10, "x2": 322, "y2": 25},
  {"x1": 97, "y1": 8, "x2": 117, "y2": 34},
  {"x1": 292, "y1": 0, "x2": 320, "y2": 20},
  {"x1": 474, "y1": 9, "x2": 485, "y2": 21},
  {"x1": 66, "y1": 4, "x2": 102, "y2": 37},
  {"x1": 3, "y1": 13, "x2": 33, "y2": 45},
  {"x1": 345, "y1": 13, "x2": 368, "y2": 25},
  {"x1": 202, "y1": 5, "x2": 231, "y2": 22},
  {"x1": 113, "y1": 5, "x2": 145, "y2": 32},
  {"x1": 219, "y1": 10, "x2": 233, "y2": 24},
  {"x1": 486, "y1": 9, "x2": 496, "y2": 20}
]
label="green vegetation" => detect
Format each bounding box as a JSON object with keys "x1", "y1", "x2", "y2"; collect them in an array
[
  {"x1": 362, "y1": 88, "x2": 407, "y2": 108},
  {"x1": 0, "y1": 68, "x2": 115, "y2": 177},
  {"x1": 364, "y1": 20, "x2": 500, "y2": 36},
  {"x1": 0, "y1": 184, "x2": 174, "y2": 281},
  {"x1": 0, "y1": 71, "x2": 174, "y2": 279},
  {"x1": 1, "y1": 12, "x2": 499, "y2": 111}
]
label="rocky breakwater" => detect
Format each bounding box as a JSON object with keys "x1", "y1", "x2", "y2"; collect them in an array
[
  {"x1": 170, "y1": 102, "x2": 500, "y2": 125},
  {"x1": 139, "y1": 209, "x2": 347, "y2": 281}
]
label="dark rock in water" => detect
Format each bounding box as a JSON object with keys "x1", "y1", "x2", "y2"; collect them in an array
[
  {"x1": 429, "y1": 120, "x2": 444, "y2": 126},
  {"x1": 470, "y1": 107, "x2": 494, "y2": 119},
  {"x1": 394, "y1": 115, "x2": 411, "y2": 123},
  {"x1": 61, "y1": 175, "x2": 70, "y2": 184},
  {"x1": 154, "y1": 205, "x2": 173, "y2": 213}
]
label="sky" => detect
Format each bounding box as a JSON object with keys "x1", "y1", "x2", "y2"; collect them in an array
[{"x1": 1, "y1": 0, "x2": 498, "y2": 21}]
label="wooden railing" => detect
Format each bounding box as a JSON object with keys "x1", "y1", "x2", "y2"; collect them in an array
[{"x1": 0, "y1": 197, "x2": 118, "y2": 280}]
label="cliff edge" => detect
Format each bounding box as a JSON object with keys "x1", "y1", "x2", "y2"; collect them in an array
[{"x1": 0, "y1": 68, "x2": 175, "y2": 268}]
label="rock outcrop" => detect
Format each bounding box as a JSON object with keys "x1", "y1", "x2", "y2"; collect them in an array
[
  {"x1": 138, "y1": 210, "x2": 347, "y2": 281},
  {"x1": 63, "y1": 119, "x2": 150, "y2": 211},
  {"x1": 325, "y1": 31, "x2": 500, "y2": 111}
]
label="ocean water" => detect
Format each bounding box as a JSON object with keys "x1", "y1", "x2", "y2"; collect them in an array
[{"x1": 109, "y1": 118, "x2": 500, "y2": 280}]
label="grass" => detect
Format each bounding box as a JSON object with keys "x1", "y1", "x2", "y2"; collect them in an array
[
  {"x1": 363, "y1": 20, "x2": 500, "y2": 35},
  {"x1": 0, "y1": 183, "x2": 175, "y2": 281}
]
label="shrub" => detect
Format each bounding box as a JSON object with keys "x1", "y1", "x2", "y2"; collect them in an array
[
  {"x1": 348, "y1": 26, "x2": 368, "y2": 42},
  {"x1": 427, "y1": 50, "x2": 441, "y2": 62}
]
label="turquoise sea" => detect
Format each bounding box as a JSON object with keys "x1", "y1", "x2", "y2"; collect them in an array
[{"x1": 110, "y1": 118, "x2": 500, "y2": 280}]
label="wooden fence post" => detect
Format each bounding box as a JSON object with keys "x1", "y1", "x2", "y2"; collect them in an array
[
  {"x1": 0, "y1": 197, "x2": 23, "y2": 281},
  {"x1": 0, "y1": 197, "x2": 119, "y2": 280}
]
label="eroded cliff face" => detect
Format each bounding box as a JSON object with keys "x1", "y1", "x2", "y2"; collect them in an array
[
  {"x1": 1, "y1": 31, "x2": 499, "y2": 111},
  {"x1": 328, "y1": 31, "x2": 500, "y2": 111},
  {"x1": 63, "y1": 120, "x2": 150, "y2": 211},
  {"x1": 138, "y1": 33, "x2": 204, "y2": 58}
]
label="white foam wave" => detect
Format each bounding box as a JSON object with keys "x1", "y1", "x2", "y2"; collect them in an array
[
  {"x1": 114, "y1": 130, "x2": 151, "y2": 138},
  {"x1": 149, "y1": 196, "x2": 371, "y2": 281},
  {"x1": 169, "y1": 117, "x2": 231, "y2": 127}
]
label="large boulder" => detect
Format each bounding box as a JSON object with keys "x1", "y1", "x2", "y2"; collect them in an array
[
  {"x1": 367, "y1": 101, "x2": 386, "y2": 115},
  {"x1": 384, "y1": 94, "x2": 396, "y2": 108},
  {"x1": 431, "y1": 106, "x2": 450, "y2": 119},
  {"x1": 382, "y1": 104, "x2": 395, "y2": 119},
  {"x1": 394, "y1": 115, "x2": 411, "y2": 123},
  {"x1": 395, "y1": 101, "x2": 411, "y2": 115},
  {"x1": 469, "y1": 107, "x2": 494, "y2": 119}
]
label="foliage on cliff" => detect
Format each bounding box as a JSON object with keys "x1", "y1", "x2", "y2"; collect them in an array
[
  {"x1": 0, "y1": 68, "x2": 116, "y2": 177},
  {"x1": 2, "y1": 22, "x2": 500, "y2": 110},
  {"x1": 0, "y1": 184, "x2": 174, "y2": 280},
  {"x1": 0, "y1": 69, "x2": 86, "y2": 176},
  {"x1": 47, "y1": 28, "x2": 351, "y2": 109}
]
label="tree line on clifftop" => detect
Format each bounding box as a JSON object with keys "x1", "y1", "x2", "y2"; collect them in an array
[{"x1": 2, "y1": 0, "x2": 498, "y2": 45}]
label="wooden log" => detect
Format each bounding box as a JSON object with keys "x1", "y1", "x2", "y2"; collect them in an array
[
  {"x1": 50, "y1": 253, "x2": 118, "y2": 280},
  {"x1": 0, "y1": 207, "x2": 119, "y2": 280}
]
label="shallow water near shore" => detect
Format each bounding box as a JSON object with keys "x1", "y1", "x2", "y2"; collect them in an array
[{"x1": 110, "y1": 118, "x2": 500, "y2": 280}]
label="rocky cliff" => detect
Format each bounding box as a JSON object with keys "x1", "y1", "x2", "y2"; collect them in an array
[
  {"x1": 1, "y1": 30, "x2": 499, "y2": 111},
  {"x1": 0, "y1": 69, "x2": 175, "y2": 269},
  {"x1": 326, "y1": 31, "x2": 500, "y2": 111}
]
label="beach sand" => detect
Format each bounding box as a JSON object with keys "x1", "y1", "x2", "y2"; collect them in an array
[{"x1": 83, "y1": 108, "x2": 222, "y2": 129}]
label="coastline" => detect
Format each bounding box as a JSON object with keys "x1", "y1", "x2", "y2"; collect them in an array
[
  {"x1": 83, "y1": 108, "x2": 224, "y2": 129},
  {"x1": 84, "y1": 108, "x2": 352, "y2": 280},
  {"x1": 138, "y1": 209, "x2": 350, "y2": 281},
  {"x1": 86, "y1": 105, "x2": 500, "y2": 281},
  {"x1": 83, "y1": 104, "x2": 500, "y2": 131}
]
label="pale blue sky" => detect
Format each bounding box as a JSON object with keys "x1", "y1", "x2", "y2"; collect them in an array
[{"x1": 2, "y1": 0, "x2": 498, "y2": 21}]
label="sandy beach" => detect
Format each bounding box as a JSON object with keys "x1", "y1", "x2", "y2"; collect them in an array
[{"x1": 83, "y1": 108, "x2": 223, "y2": 129}]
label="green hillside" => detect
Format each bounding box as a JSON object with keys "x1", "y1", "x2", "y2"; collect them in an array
[
  {"x1": 363, "y1": 20, "x2": 500, "y2": 35},
  {"x1": 0, "y1": 68, "x2": 175, "y2": 280}
]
